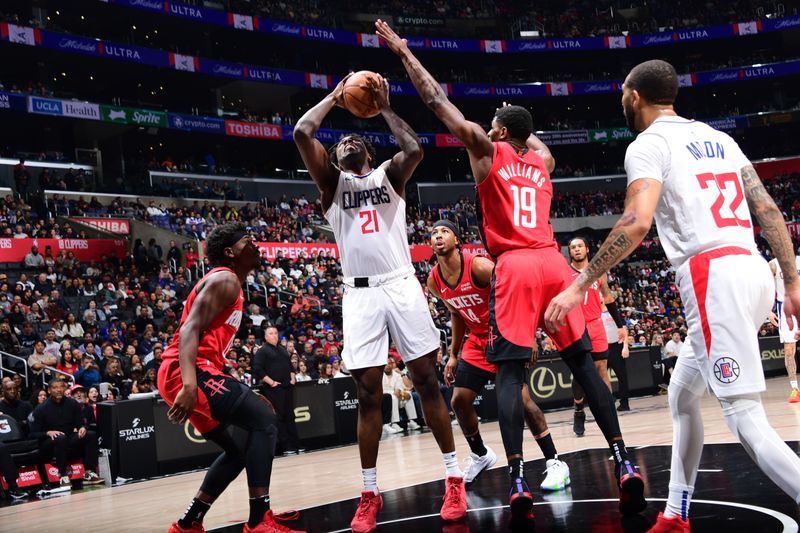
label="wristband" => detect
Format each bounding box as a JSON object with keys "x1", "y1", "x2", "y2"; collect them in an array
[{"x1": 606, "y1": 301, "x2": 625, "y2": 328}]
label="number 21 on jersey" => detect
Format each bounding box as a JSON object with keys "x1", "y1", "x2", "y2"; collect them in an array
[
  {"x1": 510, "y1": 185, "x2": 537, "y2": 228},
  {"x1": 359, "y1": 209, "x2": 380, "y2": 234}
]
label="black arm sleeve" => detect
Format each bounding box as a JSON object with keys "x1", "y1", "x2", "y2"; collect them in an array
[{"x1": 606, "y1": 301, "x2": 625, "y2": 328}]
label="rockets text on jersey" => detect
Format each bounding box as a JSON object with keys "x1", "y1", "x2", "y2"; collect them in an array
[
  {"x1": 430, "y1": 252, "x2": 490, "y2": 337},
  {"x1": 324, "y1": 165, "x2": 413, "y2": 278},
  {"x1": 476, "y1": 142, "x2": 558, "y2": 258},
  {"x1": 161, "y1": 267, "x2": 244, "y2": 374}
]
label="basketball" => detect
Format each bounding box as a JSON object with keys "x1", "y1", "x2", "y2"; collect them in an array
[{"x1": 342, "y1": 70, "x2": 382, "y2": 118}]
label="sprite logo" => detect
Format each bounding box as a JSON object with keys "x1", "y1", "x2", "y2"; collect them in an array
[{"x1": 132, "y1": 110, "x2": 162, "y2": 125}]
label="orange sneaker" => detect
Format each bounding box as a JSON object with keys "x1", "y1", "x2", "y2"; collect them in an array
[
  {"x1": 243, "y1": 510, "x2": 306, "y2": 533},
  {"x1": 440, "y1": 476, "x2": 467, "y2": 521},
  {"x1": 647, "y1": 512, "x2": 690, "y2": 532},
  {"x1": 350, "y1": 491, "x2": 383, "y2": 533},
  {"x1": 167, "y1": 522, "x2": 205, "y2": 533},
  {"x1": 789, "y1": 389, "x2": 800, "y2": 403}
]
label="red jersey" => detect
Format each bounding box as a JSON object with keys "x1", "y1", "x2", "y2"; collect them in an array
[
  {"x1": 431, "y1": 252, "x2": 490, "y2": 337},
  {"x1": 476, "y1": 142, "x2": 558, "y2": 258},
  {"x1": 162, "y1": 267, "x2": 244, "y2": 374},
  {"x1": 571, "y1": 267, "x2": 603, "y2": 322}
]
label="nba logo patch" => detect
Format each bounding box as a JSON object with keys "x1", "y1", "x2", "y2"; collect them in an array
[{"x1": 713, "y1": 357, "x2": 740, "y2": 384}]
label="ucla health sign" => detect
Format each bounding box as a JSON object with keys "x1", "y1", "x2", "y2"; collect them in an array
[{"x1": 28, "y1": 97, "x2": 99, "y2": 120}]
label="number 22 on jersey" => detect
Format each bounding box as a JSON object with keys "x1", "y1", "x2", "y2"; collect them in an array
[
  {"x1": 696, "y1": 172, "x2": 751, "y2": 229},
  {"x1": 359, "y1": 209, "x2": 380, "y2": 234}
]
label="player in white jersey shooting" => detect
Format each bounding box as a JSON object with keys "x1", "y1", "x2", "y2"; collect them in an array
[
  {"x1": 293, "y1": 74, "x2": 466, "y2": 533},
  {"x1": 545, "y1": 60, "x2": 800, "y2": 533},
  {"x1": 768, "y1": 252, "x2": 800, "y2": 402}
]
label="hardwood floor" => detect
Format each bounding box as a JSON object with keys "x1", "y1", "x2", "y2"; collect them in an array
[{"x1": 3, "y1": 376, "x2": 800, "y2": 532}]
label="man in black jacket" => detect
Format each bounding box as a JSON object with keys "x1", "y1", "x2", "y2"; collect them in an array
[
  {"x1": 0, "y1": 380, "x2": 35, "y2": 499},
  {"x1": 253, "y1": 326, "x2": 299, "y2": 455},
  {"x1": 30, "y1": 379, "x2": 104, "y2": 488}
]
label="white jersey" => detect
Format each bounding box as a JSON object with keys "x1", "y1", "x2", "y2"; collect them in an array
[
  {"x1": 769, "y1": 256, "x2": 800, "y2": 302},
  {"x1": 602, "y1": 310, "x2": 618, "y2": 343},
  {"x1": 624, "y1": 116, "x2": 756, "y2": 267},
  {"x1": 324, "y1": 165, "x2": 412, "y2": 278}
]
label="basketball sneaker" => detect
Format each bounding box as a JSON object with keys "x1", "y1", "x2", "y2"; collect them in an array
[
  {"x1": 243, "y1": 510, "x2": 307, "y2": 533},
  {"x1": 646, "y1": 512, "x2": 690, "y2": 532},
  {"x1": 789, "y1": 388, "x2": 800, "y2": 403},
  {"x1": 463, "y1": 446, "x2": 497, "y2": 485},
  {"x1": 440, "y1": 476, "x2": 467, "y2": 521},
  {"x1": 617, "y1": 460, "x2": 647, "y2": 515},
  {"x1": 508, "y1": 477, "x2": 534, "y2": 524},
  {"x1": 350, "y1": 490, "x2": 383, "y2": 533},
  {"x1": 573, "y1": 411, "x2": 585, "y2": 437},
  {"x1": 83, "y1": 470, "x2": 104, "y2": 485},
  {"x1": 540, "y1": 457, "x2": 570, "y2": 491},
  {"x1": 167, "y1": 522, "x2": 205, "y2": 533}
]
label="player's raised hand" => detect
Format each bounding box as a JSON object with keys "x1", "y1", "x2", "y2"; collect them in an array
[
  {"x1": 365, "y1": 74, "x2": 390, "y2": 110},
  {"x1": 375, "y1": 19, "x2": 408, "y2": 56},
  {"x1": 330, "y1": 72, "x2": 353, "y2": 108},
  {"x1": 544, "y1": 283, "x2": 584, "y2": 332},
  {"x1": 783, "y1": 282, "x2": 800, "y2": 339}
]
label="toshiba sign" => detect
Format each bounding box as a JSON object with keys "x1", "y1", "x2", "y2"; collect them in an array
[{"x1": 75, "y1": 218, "x2": 131, "y2": 235}]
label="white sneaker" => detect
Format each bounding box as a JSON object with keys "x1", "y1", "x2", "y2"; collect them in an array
[
  {"x1": 59, "y1": 475, "x2": 71, "y2": 489},
  {"x1": 388, "y1": 423, "x2": 404, "y2": 434},
  {"x1": 463, "y1": 446, "x2": 497, "y2": 484},
  {"x1": 407, "y1": 420, "x2": 421, "y2": 431},
  {"x1": 540, "y1": 456, "x2": 571, "y2": 491}
]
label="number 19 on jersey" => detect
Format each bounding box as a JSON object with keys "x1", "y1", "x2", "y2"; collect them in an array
[{"x1": 510, "y1": 185, "x2": 537, "y2": 228}]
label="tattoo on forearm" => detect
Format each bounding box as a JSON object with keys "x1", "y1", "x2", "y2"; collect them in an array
[
  {"x1": 578, "y1": 231, "x2": 634, "y2": 289},
  {"x1": 384, "y1": 110, "x2": 421, "y2": 153},
  {"x1": 401, "y1": 54, "x2": 446, "y2": 106},
  {"x1": 741, "y1": 165, "x2": 799, "y2": 285}
]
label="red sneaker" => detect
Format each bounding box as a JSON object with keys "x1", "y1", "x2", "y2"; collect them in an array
[
  {"x1": 350, "y1": 491, "x2": 383, "y2": 533},
  {"x1": 167, "y1": 522, "x2": 205, "y2": 533},
  {"x1": 243, "y1": 510, "x2": 306, "y2": 533},
  {"x1": 440, "y1": 476, "x2": 467, "y2": 521},
  {"x1": 647, "y1": 512, "x2": 691, "y2": 532}
]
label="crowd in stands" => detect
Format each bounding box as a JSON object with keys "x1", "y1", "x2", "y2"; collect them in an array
[{"x1": 219, "y1": 0, "x2": 786, "y2": 37}]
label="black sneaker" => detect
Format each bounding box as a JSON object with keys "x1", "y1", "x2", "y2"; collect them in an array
[
  {"x1": 573, "y1": 411, "x2": 585, "y2": 437},
  {"x1": 508, "y1": 477, "x2": 534, "y2": 526},
  {"x1": 617, "y1": 460, "x2": 647, "y2": 515},
  {"x1": 617, "y1": 403, "x2": 631, "y2": 412},
  {"x1": 7, "y1": 489, "x2": 28, "y2": 500}
]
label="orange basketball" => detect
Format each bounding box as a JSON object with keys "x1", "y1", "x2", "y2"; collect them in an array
[{"x1": 342, "y1": 71, "x2": 382, "y2": 119}]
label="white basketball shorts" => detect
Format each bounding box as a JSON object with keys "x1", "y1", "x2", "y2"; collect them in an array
[
  {"x1": 777, "y1": 301, "x2": 799, "y2": 344},
  {"x1": 341, "y1": 273, "x2": 441, "y2": 370},
  {"x1": 675, "y1": 246, "x2": 774, "y2": 398}
]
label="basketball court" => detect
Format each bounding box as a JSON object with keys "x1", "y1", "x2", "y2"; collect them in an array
[{"x1": 4, "y1": 376, "x2": 799, "y2": 532}]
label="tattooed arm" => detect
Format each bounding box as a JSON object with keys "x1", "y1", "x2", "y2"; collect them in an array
[
  {"x1": 544, "y1": 178, "x2": 662, "y2": 331},
  {"x1": 741, "y1": 164, "x2": 800, "y2": 332},
  {"x1": 741, "y1": 165, "x2": 798, "y2": 286}
]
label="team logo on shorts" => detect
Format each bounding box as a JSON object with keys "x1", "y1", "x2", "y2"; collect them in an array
[{"x1": 713, "y1": 357, "x2": 740, "y2": 384}]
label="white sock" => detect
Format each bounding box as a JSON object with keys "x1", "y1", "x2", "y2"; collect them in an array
[
  {"x1": 443, "y1": 451, "x2": 462, "y2": 477},
  {"x1": 791, "y1": 380, "x2": 797, "y2": 390},
  {"x1": 664, "y1": 483, "x2": 693, "y2": 520},
  {"x1": 362, "y1": 467, "x2": 378, "y2": 495}
]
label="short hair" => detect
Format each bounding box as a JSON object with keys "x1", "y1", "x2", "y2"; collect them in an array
[
  {"x1": 494, "y1": 105, "x2": 533, "y2": 141},
  {"x1": 205, "y1": 222, "x2": 247, "y2": 266},
  {"x1": 626, "y1": 60, "x2": 679, "y2": 105},
  {"x1": 569, "y1": 236, "x2": 590, "y2": 249},
  {"x1": 328, "y1": 134, "x2": 377, "y2": 168}
]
